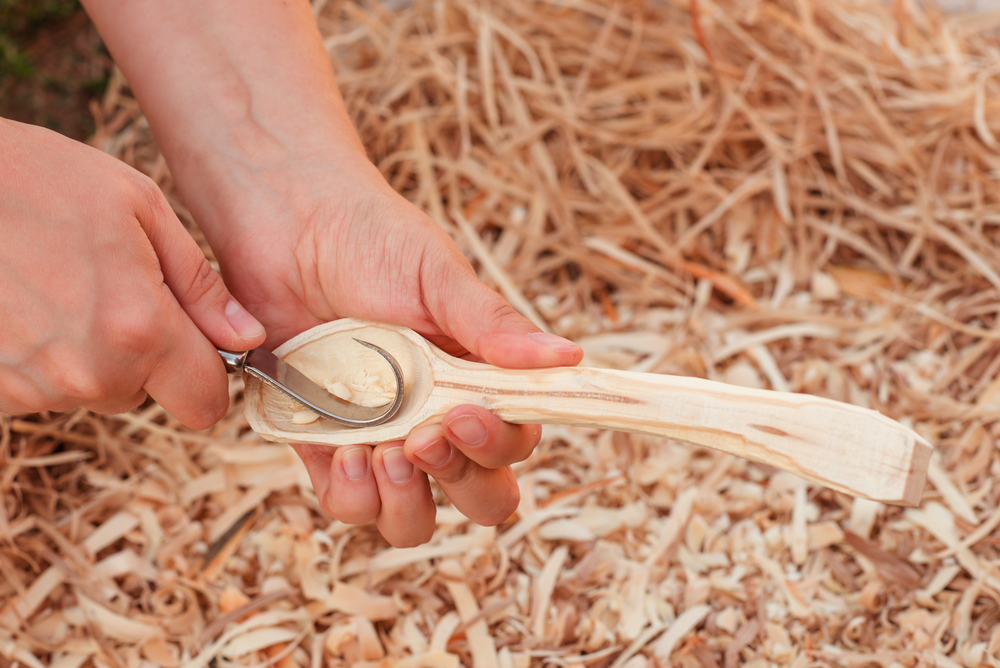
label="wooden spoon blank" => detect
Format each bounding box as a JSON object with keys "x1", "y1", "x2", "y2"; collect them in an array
[{"x1": 244, "y1": 319, "x2": 931, "y2": 506}]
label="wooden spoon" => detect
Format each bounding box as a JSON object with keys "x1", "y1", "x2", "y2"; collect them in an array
[{"x1": 244, "y1": 319, "x2": 931, "y2": 506}]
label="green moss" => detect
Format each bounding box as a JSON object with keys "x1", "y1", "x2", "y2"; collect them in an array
[
  {"x1": 0, "y1": 0, "x2": 81, "y2": 35},
  {"x1": 0, "y1": 34, "x2": 34, "y2": 78},
  {"x1": 0, "y1": 0, "x2": 81, "y2": 80},
  {"x1": 82, "y1": 72, "x2": 109, "y2": 95},
  {"x1": 0, "y1": 0, "x2": 107, "y2": 140}
]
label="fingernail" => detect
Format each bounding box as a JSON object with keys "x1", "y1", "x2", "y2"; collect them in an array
[
  {"x1": 383, "y1": 446, "x2": 414, "y2": 483},
  {"x1": 448, "y1": 414, "x2": 487, "y2": 447},
  {"x1": 341, "y1": 447, "x2": 369, "y2": 481},
  {"x1": 528, "y1": 331, "x2": 579, "y2": 353},
  {"x1": 414, "y1": 438, "x2": 453, "y2": 467},
  {"x1": 225, "y1": 299, "x2": 265, "y2": 339}
]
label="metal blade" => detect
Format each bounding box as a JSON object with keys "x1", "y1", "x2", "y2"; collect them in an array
[{"x1": 243, "y1": 341, "x2": 404, "y2": 428}]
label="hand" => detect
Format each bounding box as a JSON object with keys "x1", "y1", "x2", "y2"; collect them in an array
[
  {"x1": 0, "y1": 119, "x2": 266, "y2": 427},
  {"x1": 77, "y1": 0, "x2": 581, "y2": 546},
  {"x1": 209, "y1": 156, "x2": 582, "y2": 546}
]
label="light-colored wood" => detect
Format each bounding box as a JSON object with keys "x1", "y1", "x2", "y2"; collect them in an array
[{"x1": 244, "y1": 319, "x2": 931, "y2": 506}]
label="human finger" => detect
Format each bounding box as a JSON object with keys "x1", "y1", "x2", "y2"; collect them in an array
[
  {"x1": 371, "y1": 443, "x2": 436, "y2": 547},
  {"x1": 139, "y1": 291, "x2": 233, "y2": 429},
  {"x1": 292, "y1": 443, "x2": 381, "y2": 525},
  {"x1": 133, "y1": 179, "x2": 266, "y2": 352},
  {"x1": 442, "y1": 405, "x2": 542, "y2": 469},
  {"x1": 429, "y1": 257, "x2": 582, "y2": 369},
  {"x1": 404, "y1": 424, "x2": 520, "y2": 526}
]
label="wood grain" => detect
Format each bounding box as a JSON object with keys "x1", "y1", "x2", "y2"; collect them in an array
[{"x1": 245, "y1": 319, "x2": 931, "y2": 506}]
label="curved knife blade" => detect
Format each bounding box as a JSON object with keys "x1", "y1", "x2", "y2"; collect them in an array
[{"x1": 219, "y1": 341, "x2": 404, "y2": 428}]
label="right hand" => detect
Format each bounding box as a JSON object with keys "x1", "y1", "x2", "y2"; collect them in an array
[{"x1": 0, "y1": 119, "x2": 266, "y2": 428}]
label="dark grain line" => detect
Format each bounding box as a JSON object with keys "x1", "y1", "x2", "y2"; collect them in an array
[
  {"x1": 435, "y1": 381, "x2": 644, "y2": 404},
  {"x1": 749, "y1": 424, "x2": 789, "y2": 437}
]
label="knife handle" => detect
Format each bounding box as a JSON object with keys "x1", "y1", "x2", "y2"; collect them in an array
[{"x1": 218, "y1": 349, "x2": 249, "y2": 374}]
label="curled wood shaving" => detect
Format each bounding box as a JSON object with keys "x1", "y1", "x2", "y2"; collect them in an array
[{"x1": 6, "y1": 0, "x2": 1000, "y2": 665}]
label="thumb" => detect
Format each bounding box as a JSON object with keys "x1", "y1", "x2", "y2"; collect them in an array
[
  {"x1": 435, "y1": 266, "x2": 582, "y2": 369},
  {"x1": 136, "y1": 193, "x2": 266, "y2": 352}
]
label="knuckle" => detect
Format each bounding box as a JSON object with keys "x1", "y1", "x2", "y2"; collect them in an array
[
  {"x1": 36, "y1": 342, "x2": 129, "y2": 405},
  {"x1": 470, "y1": 299, "x2": 523, "y2": 355},
  {"x1": 178, "y1": 255, "x2": 225, "y2": 306},
  {"x1": 482, "y1": 298, "x2": 520, "y2": 330},
  {"x1": 59, "y1": 367, "x2": 110, "y2": 403},
  {"x1": 101, "y1": 302, "x2": 162, "y2": 355},
  {"x1": 123, "y1": 170, "x2": 169, "y2": 217},
  {"x1": 434, "y1": 454, "x2": 475, "y2": 485}
]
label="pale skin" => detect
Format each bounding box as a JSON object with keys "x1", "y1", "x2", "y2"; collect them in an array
[{"x1": 0, "y1": 0, "x2": 582, "y2": 547}]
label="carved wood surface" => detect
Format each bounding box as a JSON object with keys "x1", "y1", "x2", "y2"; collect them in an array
[{"x1": 245, "y1": 319, "x2": 931, "y2": 506}]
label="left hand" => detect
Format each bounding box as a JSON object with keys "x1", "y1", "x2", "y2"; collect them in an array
[{"x1": 210, "y1": 155, "x2": 582, "y2": 547}]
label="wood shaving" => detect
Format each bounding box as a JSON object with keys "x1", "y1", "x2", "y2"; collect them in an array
[{"x1": 4, "y1": 0, "x2": 1000, "y2": 665}]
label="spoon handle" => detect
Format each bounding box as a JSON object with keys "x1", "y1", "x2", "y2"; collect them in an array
[{"x1": 431, "y1": 359, "x2": 930, "y2": 506}]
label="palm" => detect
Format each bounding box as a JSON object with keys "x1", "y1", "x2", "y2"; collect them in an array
[{"x1": 217, "y1": 186, "x2": 469, "y2": 355}]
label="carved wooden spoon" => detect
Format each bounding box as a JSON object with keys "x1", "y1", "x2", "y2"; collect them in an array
[{"x1": 244, "y1": 319, "x2": 931, "y2": 506}]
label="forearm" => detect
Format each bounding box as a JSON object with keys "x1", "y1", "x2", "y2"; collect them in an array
[{"x1": 81, "y1": 0, "x2": 367, "y2": 245}]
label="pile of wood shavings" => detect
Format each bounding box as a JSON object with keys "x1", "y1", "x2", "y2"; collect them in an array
[{"x1": 4, "y1": 0, "x2": 1000, "y2": 665}]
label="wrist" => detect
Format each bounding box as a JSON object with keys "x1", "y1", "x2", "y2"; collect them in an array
[
  {"x1": 152, "y1": 59, "x2": 372, "y2": 248},
  {"x1": 82, "y1": 0, "x2": 372, "y2": 245},
  {"x1": 170, "y1": 111, "x2": 371, "y2": 241}
]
